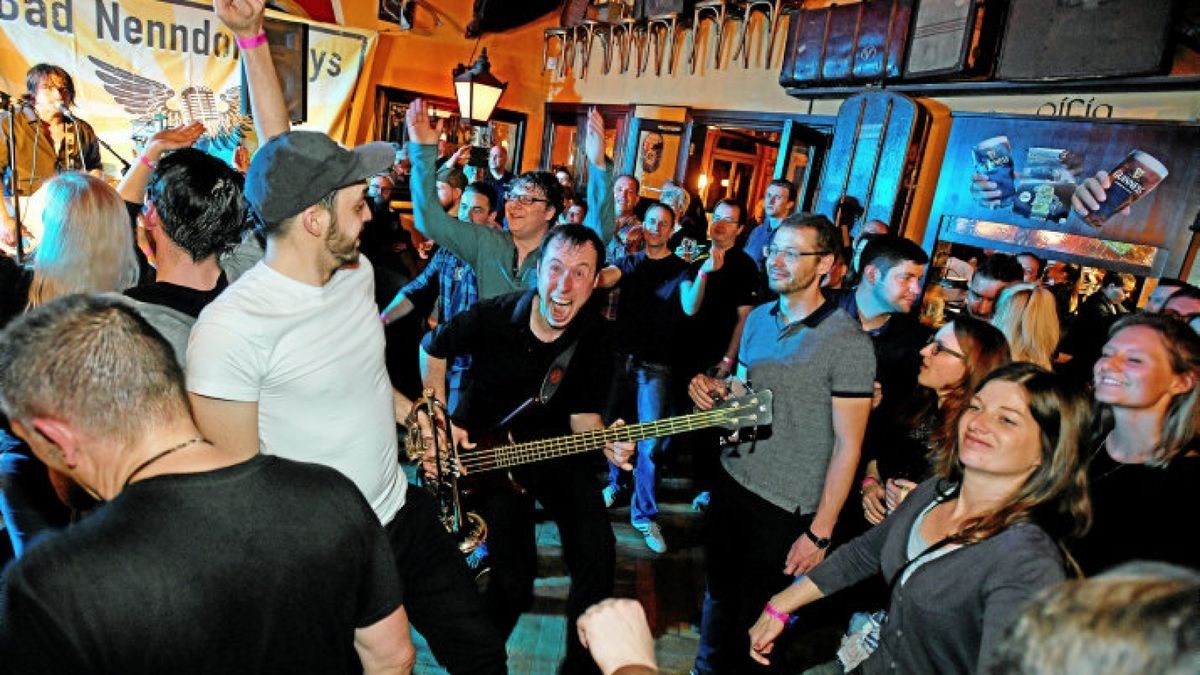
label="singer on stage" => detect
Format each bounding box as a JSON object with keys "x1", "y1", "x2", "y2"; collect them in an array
[{"x1": 1, "y1": 64, "x2": 101, "y2": 250}]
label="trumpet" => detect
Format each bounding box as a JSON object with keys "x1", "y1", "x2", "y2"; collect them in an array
[{"x1": 402, "y1": 389, "x2": 488, "y2": 571}]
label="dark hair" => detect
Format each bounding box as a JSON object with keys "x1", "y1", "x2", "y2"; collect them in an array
[
  {"x1": 932, "y1": 362, "x2": 1093, "y2": 544},
  {"x1": 975, "y1": 253, "x2": 1025, "y2": 284},
  {"x1": 463, "y1": 181, "x2": 499, "y2": 214},
  {"x1": 541, "y1": 223, "x2": 604, "y2": 273},
  {"x1": 860, "y1": 235, "x2": 929, "y2": 276},
  {"x1": 776, "y1": 212, "x2": 839, "y2": 255},
  {"x1": 512, "y1": 171, "x2": 565, "y2": 222},
  {"x1": 713, "y1": 198, "x2": 745, "y2": 225},
  {"x1": 146, "y1": 149, "x2": 248, "y2": 261},
  {"x1": 1163, "y1": 283, "x2": 1200, "y2": 309},
  {"x1": 0, "y1": 294, "x2": 189, "y2": 444},
  {"x1": 1101, "y1": 270, "x2": 1134, "y2": 289},
  {"x1": 768, "y1": 178, "x2": 797, "y2": 203},
  {"x1": 644, "y1": 200, "x2": 676, "y2": 226},
  {"x1": 1016, "y1": 252, "x2": 1045, "y2": 278},
  {"x1": 24, "y1": 63, "x2": 75, "y2": 107}
]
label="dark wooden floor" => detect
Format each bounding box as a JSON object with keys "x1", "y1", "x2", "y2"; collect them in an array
[{"x1": 411, "y1": 475, "x2": 708, "y2": 675}]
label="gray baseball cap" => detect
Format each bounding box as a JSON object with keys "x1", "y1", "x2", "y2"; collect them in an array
[{"x1": 245, "y1": 131, "x2": 393, "y2": 224}]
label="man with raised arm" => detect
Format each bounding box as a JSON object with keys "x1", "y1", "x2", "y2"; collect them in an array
[{"x1": 407, "y1": 99, "x2": 615, "y2": 299}]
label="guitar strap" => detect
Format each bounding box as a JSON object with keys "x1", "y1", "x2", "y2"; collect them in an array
[{"x1": 493, "y1": 337, "x2": 581, "y2": 431}]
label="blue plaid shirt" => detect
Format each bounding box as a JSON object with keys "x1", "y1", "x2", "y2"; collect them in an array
[{"x1": 401, "y1": 247, "x2": 478, "y2": 373}]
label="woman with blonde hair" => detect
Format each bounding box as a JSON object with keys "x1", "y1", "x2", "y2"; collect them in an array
[
  {"x1": 751, "y1": 362, "x2": 1091, "y2": 674},
  {"x1": 27, "y1": 172, "x2": 139, "y2": 307},
  {"x1": 990, "y1": 282, "x2": 1060, "y2": 369},
  {"x1": 1073, "y1": 313, "x2": 1200, "y2": 574}
]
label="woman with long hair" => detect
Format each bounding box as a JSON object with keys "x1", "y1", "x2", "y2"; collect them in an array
[
  {"x1": 1072, "y1": 313, "x2": 1200, "y2": 574},
  {"x1": 27, "y1": 172, "x2": 139, "y2": 307},
  {"x1": 3, "y1": 172, "x2": 138, "y2": 558},
  {"x1": 862, "y1": 316, "x2": 1011, "y2": 524},
  {"x1": 990, "y1": 282, "x2": 1061, "y2": 369},
  {"x1": 750, "y1": 363, "x2": 1092, "y2": 674}
]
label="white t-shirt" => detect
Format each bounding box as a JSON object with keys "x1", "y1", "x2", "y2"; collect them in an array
[{"x1": 186, "y1": 258, "x2": 407, "y2": 524}]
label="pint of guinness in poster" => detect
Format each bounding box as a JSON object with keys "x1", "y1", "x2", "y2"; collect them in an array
[{"x1": 1082, "y1": 150, "x2": 1169, "y2": 228}]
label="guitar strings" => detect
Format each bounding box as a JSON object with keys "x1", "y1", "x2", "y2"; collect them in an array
[{"x1": 453, "y1": 405, "x2": 760, "y2": 473}]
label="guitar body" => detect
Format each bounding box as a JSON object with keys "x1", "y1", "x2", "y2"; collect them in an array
[{"x1": 2, "y1": 181, "x2": 51, "y2": 258}]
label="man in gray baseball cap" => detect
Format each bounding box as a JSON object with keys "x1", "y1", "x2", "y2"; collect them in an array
[{"x1": 182, "y1": 2, "x2": 509, "y2": 672}]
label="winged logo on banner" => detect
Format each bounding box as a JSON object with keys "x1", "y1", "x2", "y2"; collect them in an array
[{"x1": 88, "y1": 56, "x2": 250, "y2": 161}]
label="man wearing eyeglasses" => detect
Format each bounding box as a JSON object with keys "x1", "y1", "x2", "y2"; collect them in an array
[
  {"x1": 381, "y1": 181, "x2": 499, "y2": 409},
  {"x1": 687, "y1": 213, "x2": 875, "y2": 673},
  {"x1": 408, "y1": 100, "x2": 615, "y2": 300}
]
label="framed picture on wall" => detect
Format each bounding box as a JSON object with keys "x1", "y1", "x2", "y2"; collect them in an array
[
  {"x1": 375, "y1": 86, "x2": 527, "y2": 174},
  {"x1": 624, "y1": 118, "x2": 685, "y2": 198}
]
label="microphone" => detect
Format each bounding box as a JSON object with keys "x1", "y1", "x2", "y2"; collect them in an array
[{"x1": 57, "y1": 103, "x2": 76, "y2": 121}]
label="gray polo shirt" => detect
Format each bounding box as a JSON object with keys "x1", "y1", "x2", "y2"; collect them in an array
[{"x1": 722, "y1": 299, "x2": 875, "y2": 514}]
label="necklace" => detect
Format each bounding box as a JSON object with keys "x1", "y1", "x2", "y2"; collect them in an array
[{"x1": 123, "y1": 437, "x2": 206, "y2": 488}]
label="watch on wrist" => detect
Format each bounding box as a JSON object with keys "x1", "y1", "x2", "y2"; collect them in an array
[{"x1": 804, "y1": 526, "x2": 831, "y2": 550}]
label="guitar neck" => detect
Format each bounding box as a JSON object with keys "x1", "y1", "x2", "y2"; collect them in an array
[{"x1": 462, "y1": 407, "x2": 737, "y2": 474}]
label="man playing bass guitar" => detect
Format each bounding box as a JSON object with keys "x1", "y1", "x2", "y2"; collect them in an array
[{"x1": 420, "y1": 222, "x2": 635, "y2": 675}]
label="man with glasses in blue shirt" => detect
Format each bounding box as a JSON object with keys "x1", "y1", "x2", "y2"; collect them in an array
[
  {"x1": 688, "y1": 213, "x2": 874, "y2": 674},
  {"x1": 407, "y1": 100, "x2": 615, "y2": 299}
]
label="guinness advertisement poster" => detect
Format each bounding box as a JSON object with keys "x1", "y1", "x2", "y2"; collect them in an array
[{"x1": 929, "y1": 113, "x2": 1200, "y2": 273}]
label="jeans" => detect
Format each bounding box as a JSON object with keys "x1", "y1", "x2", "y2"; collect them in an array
[
  {"x1": 606, "y1": 355, "x2": 673, "y2": 525},
  {"x1": 386, "y1": 485, "x2": 508, "y2": 674},
  {"x1": 695, "y1": 469, "x2": 811, "y2": 674},
  {"x1": 0, "y1": 432, "x2": 72, "y2": 558}
]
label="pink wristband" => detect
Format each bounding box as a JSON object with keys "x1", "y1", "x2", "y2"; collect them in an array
[
  {"x1": 763, "y1": 601, "x2": 792, "y2": 625},
  {"x1": 236, "y1": 32, "x2": 268, "y2": 49},
  {"x1": 139, "y1": 155, "x2": 158, "y2": 171}
]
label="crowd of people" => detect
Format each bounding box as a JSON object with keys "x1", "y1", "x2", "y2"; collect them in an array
[{"x1": 0, "y1": 1, "x2": 1197, "y2": 673}]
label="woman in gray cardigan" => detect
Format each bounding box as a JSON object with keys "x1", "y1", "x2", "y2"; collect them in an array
[{"x1": 748, "y1": 362, "x2": 1092, "y2": 674}]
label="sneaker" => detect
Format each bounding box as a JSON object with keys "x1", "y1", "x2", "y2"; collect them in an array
[
  {"x1": 635, "y1": 521, "x2": 668, "y2": 554},
  {"x1": 691, "y1": 491, "x2": 711, "y2": 512},
  {"x1": 602, "y1": 484, "x2": 621, "y2": 508}
]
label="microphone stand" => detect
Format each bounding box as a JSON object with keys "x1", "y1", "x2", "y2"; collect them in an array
[
  {"x1": 0, "y1": 90, "x2": 26, "y2": 266},
  {"x1": 97, "y1": 137, "x2": 131, "y2": 175}
]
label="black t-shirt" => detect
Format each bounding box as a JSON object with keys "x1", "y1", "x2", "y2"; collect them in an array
[
  {"x1": 0, "y1": 455, "x2": 401, "y2": 674},
  {"x1": 422, "y1": 290, "x2": 607, "y2": 446},
  {"x1": 677, "y1": 248, "x2": 759, "y2": 373},
  {"x1": 1071, "y1": 440, "x2": 1200, "y2": 576},
  {"x1": 124, "y1": 273, "x2": 229, "y2": 318},
  {"x1": 613, "y1": 252, "x2": 689, "y2": 364}
]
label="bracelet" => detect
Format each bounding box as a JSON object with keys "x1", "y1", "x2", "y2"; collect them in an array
[
  {"x1": 236, "y1": 32, "x2": 268, "y2": 49},
  {"x1": 721, "y1": 356, "x2": 735, "y2": 366},
  {"x1": 861, "y1": 476, "x2": 880, "y2": 492},
  {"x1": 697, "y1": 269, "x2": 709, "y2": 279},
  {"x1": 139, "y1": 154, "x2": 158, "y2": 171},
  {"x1": 763, "y1": 601, "x2": 796, "y2": 626}
]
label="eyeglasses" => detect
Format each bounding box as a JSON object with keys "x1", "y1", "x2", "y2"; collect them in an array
[
  {"x1": 762, "y1": 246, "x2": 830, "y2": 265},
  {"x1": 925, "y1": 337, "x2": 966, "y2": 361},
  {"x1": 509, "y1": 194, "x2": 549, "y2": 207}
]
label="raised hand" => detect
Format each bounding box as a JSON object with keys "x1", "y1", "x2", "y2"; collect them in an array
[
  {"x1": 405, "y1": 98, "x2": 442, "y2": 146},
  {"x1": 584, "y1": 107, "x2": 606, "y2": 167},
  {"x1": 213, "y1": 0, "x2": 265, "y2": 38},
  {"x1": 145, "y1": 122, "x2": 206, "y2": 161}
]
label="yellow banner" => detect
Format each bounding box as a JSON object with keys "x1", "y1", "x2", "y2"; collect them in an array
[{"x1": 0, "y1": 0, "x2": 376, "y2": 174}]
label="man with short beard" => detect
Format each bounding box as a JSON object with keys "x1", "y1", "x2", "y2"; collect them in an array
[
  {"x1": 185, "y1": 2, "x2": 507, "y2": 673},
  {"x1": 607, "y1": 174, "x2": 644, "y2": 263},
  {"x1": 419, "y1": 223, "x2": 635, "y2": 675},
  {"x1": 687, "y1": 213, "x2": 874, "y2": 674}
]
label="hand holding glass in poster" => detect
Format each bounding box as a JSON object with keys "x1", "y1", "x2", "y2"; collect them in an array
[{"x1": 1075, "y1": 150, "x2": 1169, "y2": 228}]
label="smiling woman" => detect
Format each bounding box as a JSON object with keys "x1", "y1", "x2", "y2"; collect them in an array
[
  {"x1": 1072, "y1": 313, "x2": 1200, "y2": 575},
  {"x1": 749, "y1": 362, "x2": 1091, "y2": 675}
]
